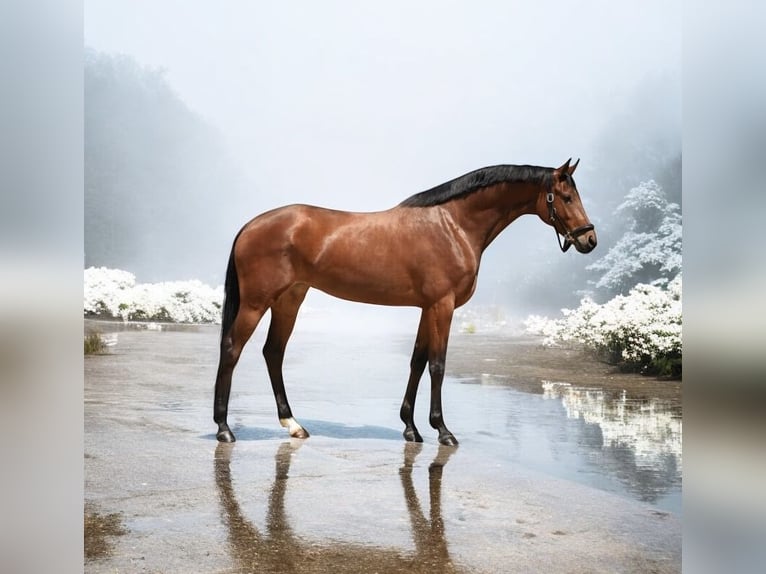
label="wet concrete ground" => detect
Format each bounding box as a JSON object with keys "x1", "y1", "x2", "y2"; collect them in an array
[{"x1": 85, "y1": 316, "x2": 681, "y2": 573}]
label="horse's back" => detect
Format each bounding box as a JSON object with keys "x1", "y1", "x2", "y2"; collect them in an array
[
  {"x1": 233, "y1": 203, "x2": 478, "y2": 307},
  {"x1": 232, "y1": 204, "x2": 386, "y2": 297},
  {"x1": 235, "y1": 204, "x2": 364, "y2": 260}
]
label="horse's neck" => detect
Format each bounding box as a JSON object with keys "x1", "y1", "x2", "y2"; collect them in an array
[{"x1": 443, "y1": 181, "x2": 540, "y2": 253}]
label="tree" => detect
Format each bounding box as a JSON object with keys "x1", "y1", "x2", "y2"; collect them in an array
[
  {"x1": 587, "y1": 180, "x2": 681, "y2": 297},
  {"x1": 85, "y1": 49, "x2": 253, "y2": 283}
]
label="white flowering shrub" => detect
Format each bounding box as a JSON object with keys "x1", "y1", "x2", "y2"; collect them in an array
[
  {"x1": 83, "y1": 267, "x2": 137, "y2": 317},
  {"x1": 84, "y1": 267, "x2": 223, "y2": 323},
  {"x1": 525, "y1": 274, "x2": 682, "y2": 377}
]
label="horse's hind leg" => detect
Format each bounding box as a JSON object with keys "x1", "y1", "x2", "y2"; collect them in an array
[
  {"x1": 214, "y1": 305, "x2": 265, "y2": 442},
  {"x1": 263, "y1": 283, "x2": 310, "y2": 439}
]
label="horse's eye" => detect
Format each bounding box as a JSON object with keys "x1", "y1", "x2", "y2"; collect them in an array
[{"x1": 563, "y1": 194, "x2": 573, "y2": 204}]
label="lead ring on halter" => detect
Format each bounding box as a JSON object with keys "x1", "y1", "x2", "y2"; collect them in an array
[{"x1": 546, "y1": 191, "x2": 594, "y2": 252}]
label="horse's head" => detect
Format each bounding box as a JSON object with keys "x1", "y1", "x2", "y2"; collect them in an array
[{"x1": 539, "y1": 159, "x2": 597, "y2": 253}]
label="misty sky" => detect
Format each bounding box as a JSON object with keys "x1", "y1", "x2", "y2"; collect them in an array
[
  {"x1": 85, "y1": 1, "x2": 680, "y2": 211},
  {"x1": 84, "y1": 1, "x2": 681, "y2": 317}
]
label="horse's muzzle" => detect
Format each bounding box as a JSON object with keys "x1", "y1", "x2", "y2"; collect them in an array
[{"x1": 571, "y1": 228, "x2": 597, "y2": 253}]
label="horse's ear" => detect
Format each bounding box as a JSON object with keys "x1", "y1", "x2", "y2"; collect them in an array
[
  {"x1": 556, "y1": 158, "x2": 572, "y2": 178},
  {"x1": 569, "y1": 158, "x2": 580, "y2": 175}
]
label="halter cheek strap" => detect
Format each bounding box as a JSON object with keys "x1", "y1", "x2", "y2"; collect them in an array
[{"x1": 546, "y1": 192, "x2": 595, "y2": 252}]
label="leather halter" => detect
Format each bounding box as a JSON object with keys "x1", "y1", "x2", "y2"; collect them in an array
[{"x1": 546, "y1": 191, "x2": 595, "y2": 252}]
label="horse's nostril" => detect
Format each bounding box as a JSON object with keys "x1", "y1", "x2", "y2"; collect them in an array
[{"x1": 588, "y1": 235, "x2": 597, "y2": 247}]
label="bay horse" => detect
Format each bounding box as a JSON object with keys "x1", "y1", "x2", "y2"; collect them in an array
[{"x1": 214, "y1": 159, "x2": 596, "y2": 445}]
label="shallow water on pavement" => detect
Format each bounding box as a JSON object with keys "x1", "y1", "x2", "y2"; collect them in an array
[
  {"x1": 84, "y1": 316, "x2": 681, "y2": 573},
  {"x1": 441, "y1": 376, "x2": 681, "y2": 513}
]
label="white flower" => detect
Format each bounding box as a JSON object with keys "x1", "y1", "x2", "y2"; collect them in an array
[{"x1": 84, "y1": 267, "x2": 224, "y2": 323}]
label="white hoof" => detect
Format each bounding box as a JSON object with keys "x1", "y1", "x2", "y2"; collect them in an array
[{"x1": 280, "y1": 417, "x2": 309, "y2": 438}]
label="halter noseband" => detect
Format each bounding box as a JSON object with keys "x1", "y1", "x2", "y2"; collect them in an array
[{"x1": 546, "y1": 191, "x2": 594, "y2": 252}]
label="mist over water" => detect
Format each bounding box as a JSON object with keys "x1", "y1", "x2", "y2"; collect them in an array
[{"x1": 84, "y1": 1, "x2": 680, "y2": 317}]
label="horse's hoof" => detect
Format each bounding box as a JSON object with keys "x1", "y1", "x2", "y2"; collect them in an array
[
  {"x1": 438, "y1": 433, "x2": 458, "y2": 447},
  {"x1": 281, "y1": 417, "x2": 309, "y2": 439},
  {"x1": 403, "y1": 428, "x2": 423, "y2": 443},
  {"x1": 217, "y1": 428, "x2": 236, "y2": 443}
]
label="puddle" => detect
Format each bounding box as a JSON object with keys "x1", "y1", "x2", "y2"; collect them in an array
[
  {"x1": 542, "y1": 381, "x2": 682, "y2": 469},
  {"x1": 86, "y1": 324, "x2": 682, "y2": 515},
  {"x1": 449, "y1": 373, "x2": 682, "y2": 513},
  {"x1": 541, "y1": 381, "x2": 682, "y2": 508}
]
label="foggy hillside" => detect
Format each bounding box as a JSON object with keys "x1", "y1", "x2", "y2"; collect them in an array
[{"x1": 85, "y1": 49, "x2": 259, "y2": 284}]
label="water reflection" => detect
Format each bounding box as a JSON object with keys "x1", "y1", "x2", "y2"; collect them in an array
[
  {"x1": 214, "y1": 442, "x2": 461, "y2": 574},
  {"x1": 541, "y1": 381, "x2": 682, "y2": 506}
]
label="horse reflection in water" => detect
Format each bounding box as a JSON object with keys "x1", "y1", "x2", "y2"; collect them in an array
[{"x1": 215, "y1": 443, "x2": 461, "y2": 574}]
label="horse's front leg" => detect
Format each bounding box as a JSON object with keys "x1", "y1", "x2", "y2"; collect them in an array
[
  {"x1": 426, "y1": 297, "x2": 458, "y2": 446},
  {"x1": 400, "y1": 311, "x2": 430, "y2": 442}
]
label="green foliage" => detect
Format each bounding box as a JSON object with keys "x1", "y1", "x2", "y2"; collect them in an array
[
  {"x1": 591, "y1": 333, "x2": 682, "y2": 378},
  {"x1": 84, "y1": 332, "x2": 107, "y2": 355}
]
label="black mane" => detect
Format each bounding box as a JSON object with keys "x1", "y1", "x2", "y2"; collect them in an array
[{"x1": 399, "y1": 164, "x2": 553, "y2": 208}]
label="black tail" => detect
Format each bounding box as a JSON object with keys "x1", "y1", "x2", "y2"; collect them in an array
[{"x1": 220, "y1": 233, "x2": 242, "y2": 343}]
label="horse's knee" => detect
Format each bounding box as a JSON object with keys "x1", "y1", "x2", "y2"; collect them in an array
[{"x1": 428, "y1": 360, "x2": 445, "y2": 380}]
